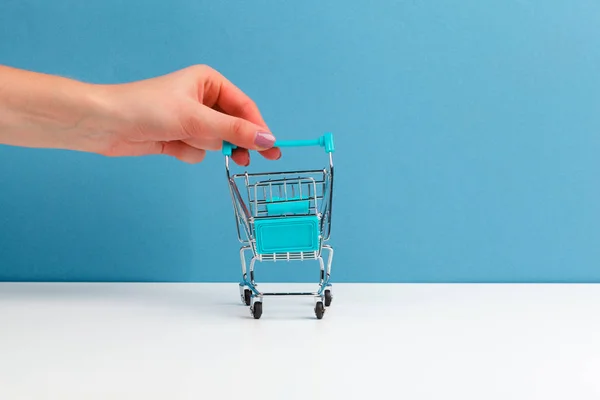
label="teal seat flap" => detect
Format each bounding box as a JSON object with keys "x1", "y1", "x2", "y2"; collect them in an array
[
  {"x1": 266, "y1": 197, "x2": 310, "y2": 216},
  {"x1": 254, "y1": 216, "x2": 320, "y2": 254}
]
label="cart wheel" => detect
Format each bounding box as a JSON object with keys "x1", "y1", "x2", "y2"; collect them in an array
[
  {"x1": 244, "y1": 289, "x2": 252, "y2": 306},
  {"x1": 252, "y1": 302, "x2": 263, "y2": 319},
  {"x1": 324, "y1": 290, "x2": 332, "y2": 307},
  {"x1": 315, "y1": 301, "x2": 325, "y2": 319}
]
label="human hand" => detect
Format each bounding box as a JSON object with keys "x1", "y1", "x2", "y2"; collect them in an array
[
  {"x1": 0, "y1": 64, "x2": 280, "y2": 165},
  {"x1": 88, "y1": 65, "x2": 281, "y2": 165}
]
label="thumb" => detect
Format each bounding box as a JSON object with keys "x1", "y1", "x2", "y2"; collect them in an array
[{"x1": 197, "y1": 105, "x2": 276, "y2": 151}]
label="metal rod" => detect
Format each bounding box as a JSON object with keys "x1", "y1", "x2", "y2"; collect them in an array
[
  {"x1": 259, "y1": 292, "x2": 320, "y2": 296},
  {"x1": 232, "y1": 169, "x2": 325, "y2": 178}
]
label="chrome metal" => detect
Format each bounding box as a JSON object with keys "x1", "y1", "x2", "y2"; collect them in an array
[
  {"x1": 238, "y1": 283, "x2": 246, "y2": 304},
  {"x1": 225, "y1": 145, "x2": 335, "y2": 315},
  {"x1": 260, "y1": 292, "x2": 320, "y2": 296},
  {"x1": 249, "y1": 257, "x2": 257, "y2": 285}
]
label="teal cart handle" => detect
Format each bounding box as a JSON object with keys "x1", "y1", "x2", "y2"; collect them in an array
[{"x1": 222, "y1": 132, "x2": 334, "y2": 156}]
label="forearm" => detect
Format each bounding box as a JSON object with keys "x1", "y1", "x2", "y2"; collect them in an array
[{"x1": 0, "y1": 65, "x2": 112, "y2": 151}]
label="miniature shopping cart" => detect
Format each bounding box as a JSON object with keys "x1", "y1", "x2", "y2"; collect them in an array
[{"x1": 222, "y1": 133, "x2": 335, "y2": 320}]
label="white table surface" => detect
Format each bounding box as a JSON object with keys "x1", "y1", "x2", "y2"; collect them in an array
[{"x1": 1, "y1": 282, "x2": 600, "y2": 400}]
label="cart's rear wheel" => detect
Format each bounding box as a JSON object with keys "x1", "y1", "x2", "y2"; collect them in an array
[
  {"x1": 315, "y1": 301, "x2": 325, "y2": 319},
  {"x1": 252, "y1": 302, "x2": 263, "y2": 319},
  {"x1": 244, "y1": 289, "x2": 252, "y2": 306},
  {"x1": 324, "y1": 290, "x2": 332, "y2": 307}
]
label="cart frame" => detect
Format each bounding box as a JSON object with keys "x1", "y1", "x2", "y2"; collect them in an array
[{"x1": 223, "y1": 133, "x2": 335, "y2": 319}]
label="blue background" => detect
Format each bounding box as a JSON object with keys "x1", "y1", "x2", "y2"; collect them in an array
[{"x1": 1, "y1": 0, "x2": 599, "y2": 283}]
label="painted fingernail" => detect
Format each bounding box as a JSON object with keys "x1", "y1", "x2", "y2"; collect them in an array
[{"x1": 254, "y1": 131, "x2": 275, "y2": 149}]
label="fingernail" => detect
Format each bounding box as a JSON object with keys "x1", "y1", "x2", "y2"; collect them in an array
[{"x1": 254, "y1": 131, "x2": 275, "y2": 149}]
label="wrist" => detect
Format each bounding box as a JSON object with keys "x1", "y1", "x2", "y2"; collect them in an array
[{"x1": 63, "y1": 83, "x2": 126, "y2": 154}]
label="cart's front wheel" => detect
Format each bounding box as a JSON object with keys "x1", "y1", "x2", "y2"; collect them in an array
[
  {"x1": 252, "y1": 302, "x2": 263, "y2": 319},
  {"x1": 324, "y1": 290, "x2": 333, "y2": 307},
  {"x1": 315, "y1": 301, "x2": 325, "y2": 319},
  {"x1": 244, "y1": 289, "x2": 252, "y2": 306}
]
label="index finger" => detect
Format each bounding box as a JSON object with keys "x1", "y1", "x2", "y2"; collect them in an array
[
  {"x1": 198, "y1": 66, "x2": 281, "y2": 160},
  {"x1": 199, "y1": 67, "x2": 268, "y2": 129}
]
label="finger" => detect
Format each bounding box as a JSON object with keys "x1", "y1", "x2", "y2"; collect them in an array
[
  {"x1": 258, "y1": 147, "x2": 282, "y2": 160},
  {"x1": 231, "y1": 148, "x2": 250, "y2": 166},
  {"x1": 161, "y1": 141, "x2": 206, "y2": 163},
  {"x1": 200, "y1": 67, "x2": 268, "y2": 128},
  {"x1": 214, "y1": 103, "x2": 280, "y2": 161},
  {"x1": 197, "y1": 67, "x2": 284, "y2": 163},
  {"x1": 231, "y1": 147, "x2": 279, "y2": 165},
  {"x1": 196, "y1": 105, "x2": 276, "y2": 151}
]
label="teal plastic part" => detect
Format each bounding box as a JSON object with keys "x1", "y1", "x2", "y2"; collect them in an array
[
  {"x1": 253, "y1": 216, "x2": 320, "y2": 254},
  {"x1": 222, "y1": 133, "x2": 334, "y2": 156},
  {"x1": 222, "y1": 141, "x2": 236, "y2": 157},
  {"x1": 266, "y1": 196, "x2": 310, "y2": 216}
]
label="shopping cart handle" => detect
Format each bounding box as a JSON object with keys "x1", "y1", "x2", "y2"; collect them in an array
[{"x1": 222, "y1": 133, "x2": 334, "y2": 156}]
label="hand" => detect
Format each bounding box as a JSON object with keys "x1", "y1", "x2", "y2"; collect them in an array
[
  {"x1": 0, "y1": 64, "x2": 281, "y2": 165},
  {"x1": 90, "y1": 65, "x2": 281, "y2": 165}
]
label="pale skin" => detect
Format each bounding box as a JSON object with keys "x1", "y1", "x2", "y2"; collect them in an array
[{"x1": 0, "y1": 64, "x2": 281, "y2": 165}]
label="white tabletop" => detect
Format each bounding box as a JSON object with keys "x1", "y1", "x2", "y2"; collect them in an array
[{"x1": 1, "y1": 282, "x2": 600, "y2": 400}]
